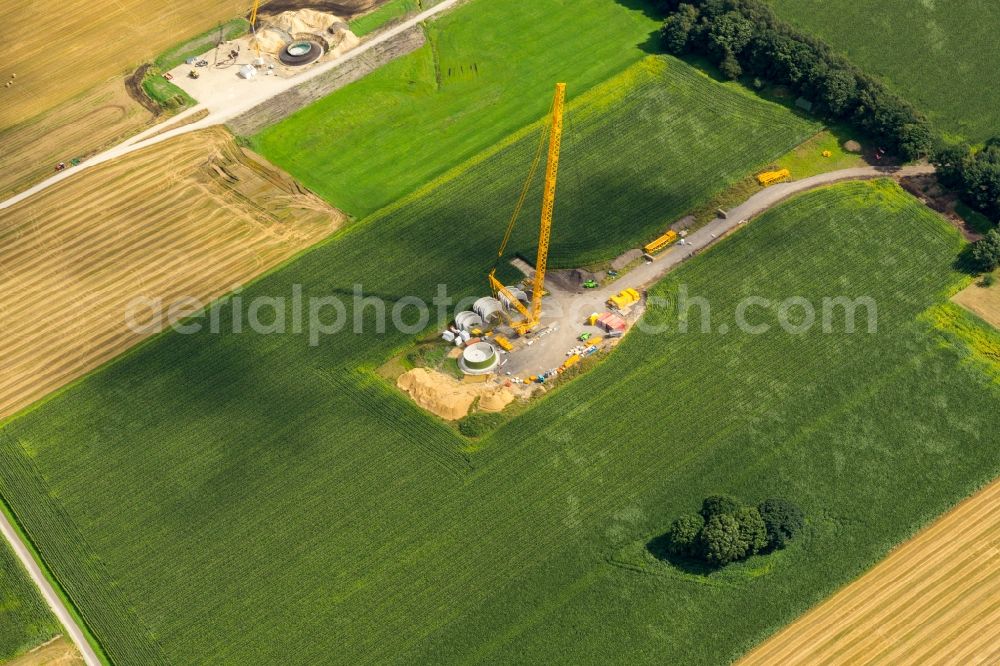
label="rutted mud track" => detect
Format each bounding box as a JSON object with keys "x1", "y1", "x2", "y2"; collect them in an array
[
  {"x1": 740, "y1": 480, "x2": 1000, "y2": 665},
  {"x1": 0, "y1": 128, "x2": 344, "y2": 421},
  {"x1": 262, "y1": 0, "x2": 388, "y2": 16}
]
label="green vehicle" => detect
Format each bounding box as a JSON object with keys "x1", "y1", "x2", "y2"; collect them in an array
[
  {"x1": 582, "y1": 279, "x2": 599, "y2": 289},
  {"x1": 578, "y1": 332, "x2": 593, "y2": 342}
]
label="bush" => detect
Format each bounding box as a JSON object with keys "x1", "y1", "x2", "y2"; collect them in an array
[
  {"x1": 734, "y1": 506, "x2": 768, "y2": 555},
  {"x1": 934, "y1": 143, "x2": 1000, "y2": 224},
  {"x1": 660, "y1": 3, "x2": 700, "y2": 53},
  {"x1": 700, "y1": 494, "x2": 741, "y2": 519},
  {"x1": 698, "y1": 514, "x2": 748, "y2": 565},
  {"x1": 667, "y1": 513, "x2": 705, "y2": 555},
  {"x1": 971, "y1": 229, "x2": 1000, "y2": 273},
  {"x1": 758, "y1": 498, "x2": 805, "y2": 549}
]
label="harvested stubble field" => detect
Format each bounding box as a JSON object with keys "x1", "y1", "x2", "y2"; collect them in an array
[
  {"x1": 0, "y1": 78, "x2": 153, "y2": 200},
  {"x1": 0, "y1": 0, "x2": 255, "y2": 198},
  {"x1": 741, "y1": 477, "x2": 1000, "y2": 665},
  {"x1": 0, "y1": 0, "x2": 247, "y2": 132},
  {"x1": 0, "y1": 536, "x2": 60, "y2": 662},
  {"x1": 769, "y1": 0, "x2": 1000, "y2": 142},
  {"x1": 1, "y1": 159, "x2": 998, "y2": 664},
  {"x1": 0, "y1": 127, "x2": 343, "y2": 422}
]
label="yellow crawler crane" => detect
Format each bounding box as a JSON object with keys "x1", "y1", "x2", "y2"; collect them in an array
[
  {"x1": 250, "y1": 0, "x2": 263, "y2": 62},
  {"x1": 488, "y1": 82, "x2": 566, "y2": 336}
]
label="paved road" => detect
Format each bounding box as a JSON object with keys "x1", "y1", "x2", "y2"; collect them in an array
[
  {"x1": 507, "y1": 164, "x2": 935, "y2": 376},
  {"x1": 0, "y1": 510, "x2": 100, "y2": 665},
  {"x1": 0, "y1": 0, "x2": 462, "y2": 212}
]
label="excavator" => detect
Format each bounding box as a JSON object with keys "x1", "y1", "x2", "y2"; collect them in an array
[{"x1": 488, "y1": 82, "x2": 565, "y2": 336}]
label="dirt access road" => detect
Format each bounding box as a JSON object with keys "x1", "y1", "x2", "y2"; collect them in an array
[
  {"x1": 0, "y1": 510, "x2": 99, "y2": 666},
  {"x1": 505, "y1": 165, "x2": 934, "y2": 377},
  {"x1": 0, "y1": 0, "x2": 461, "y2": 213}
]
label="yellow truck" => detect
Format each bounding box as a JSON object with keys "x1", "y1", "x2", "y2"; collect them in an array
[
  {"x1": 757, "y1": 168, "x2": 791, "y2": 186},
  {"x1": 643, "y1": 229, "x2": 679, "y2": 255}
]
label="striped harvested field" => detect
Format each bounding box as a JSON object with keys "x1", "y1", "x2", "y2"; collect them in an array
[
  {"x1": 741, "y1": 479, "x2": 1000, "y2": 666},
  {"x1": 0, "y1": 78, "x2": 154, "y2": 199},
  {"x1": 0, "y1": 127, "x2": 343, "y2": 422},
  {"x1": 0, "y1": 0, "x2": 246, "y2": 132}
]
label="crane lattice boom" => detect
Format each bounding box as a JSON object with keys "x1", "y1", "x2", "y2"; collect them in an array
[{"x1": 490, "y1": 82, "x2": 566, "y2": 336}]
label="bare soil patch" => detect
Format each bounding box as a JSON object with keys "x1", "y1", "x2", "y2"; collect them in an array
[
  {"x1": 0, "y1": 128, "x2": 344, "y2": 421},
  {"x1": 6, "y1": 637, "x2": 83, "y2": 666},
  {"x1": 899, "y1": 174, "x2": 985, "y2": 242},
  {"x1": 953, "y1": 276, "x2": 1000, "y2": 330},
  {"x1": 740, "y1": 479, "x2": 1000, "y2": 665},
  {"x1": 260, "y1": 0, "x2": 389, "y2": 17}
]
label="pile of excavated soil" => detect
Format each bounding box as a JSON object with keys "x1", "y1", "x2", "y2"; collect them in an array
[
  {"x1": 397, "y1": 369, "x2": 514, "y2": 420},
  {"x1": 252, "y1": 9, "x2": 359, "y2": 58},
  {"x1": 264, "y1": 8, "x2": 343, "y2": 33}
]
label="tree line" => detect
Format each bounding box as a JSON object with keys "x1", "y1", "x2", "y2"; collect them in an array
[
  {"x1": 655, "y1": 0, "x2": 933, "y2": 161},
  {"x1": 933, "y1": 140, "x2": 1000, "y2": 264}
]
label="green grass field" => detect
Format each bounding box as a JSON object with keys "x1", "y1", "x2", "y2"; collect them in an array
[
  {"x1": 769, "y1": 0, "x2": 1000, "y2": 143},
  {"x1": 0, "y1": 538, "x2": 60, "y2": 662},
  {"x1": 252, "y1": 0, "x2": 663, "y2": 217},
  {"x1": 1, "y1": 168, "x2": 998, "y2": 662},
  {"x1": 348, "y1": 0, "x2": 420, "y2": 37}
]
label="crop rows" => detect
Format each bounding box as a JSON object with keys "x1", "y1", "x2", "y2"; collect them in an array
[
  {"x1": 0, "y1": 518, "x2": 61, "y2": 662},
  {"x1": 0, "y1": 128, "x2": 341, "y2": 422},
  {"x1": 1, "y1": 170, "x2": 998, "y2": 663},
  {"x1": 741, "y1": 478, "x2": 1000, "y2": 664},
  {"x1": 1, "y1": 0, "x2": 245, "y2": 132},
  {"x1": 770, "y1": 0, "x2": 1000, "y2": 142}
]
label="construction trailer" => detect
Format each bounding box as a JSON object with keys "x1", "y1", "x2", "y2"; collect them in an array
[{"x1": 596, "y1": 312, "x2": 627, "y2": 334}]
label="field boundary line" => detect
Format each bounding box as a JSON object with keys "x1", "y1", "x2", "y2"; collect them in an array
[
  {"x1": 0, "y1": 504, "x2": 102, "y2": 666},
  {"x1": 0, "y1": 0, "x2": 463, "y2": 213}
]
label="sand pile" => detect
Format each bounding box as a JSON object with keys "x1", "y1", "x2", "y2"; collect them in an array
[
  {"x1": 267, "y1": 8, "x2": 342, "y2": 34},
  {"x1": 397, "y1": 369, "x2": 515, "y2": 420},
  {"x1": 479, "y1": 388, "x2": 515, "y2": 412},
  {"x1": 251, "y1": 9, "x2": 359, "y2": 58}
]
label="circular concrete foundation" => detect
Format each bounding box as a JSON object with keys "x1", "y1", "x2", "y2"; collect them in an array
[
  {"x1": 279, "y1": 40, "x2": 324, "y2": 66},
  {"x1": 459, "y1": 342, "x2": 499, "y2": 375}
]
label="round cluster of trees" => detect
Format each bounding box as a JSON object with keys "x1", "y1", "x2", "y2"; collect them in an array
[
  {"x1": 666, "y1": 495, "x2": 804, "y2": 566},
  {"x1": 656, "y1": 0, "x2": 933, "y2": 160}
]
